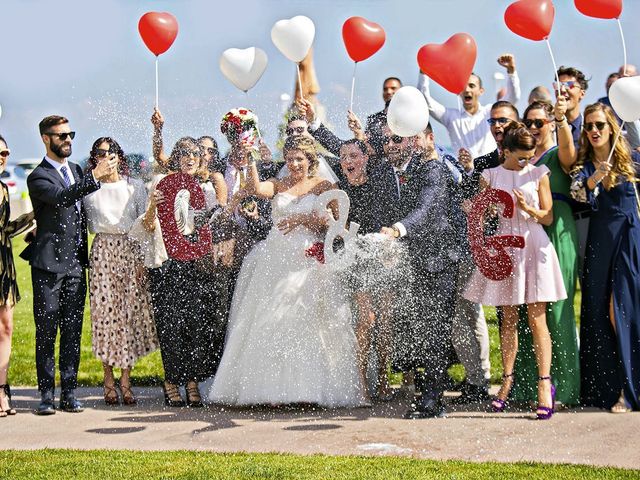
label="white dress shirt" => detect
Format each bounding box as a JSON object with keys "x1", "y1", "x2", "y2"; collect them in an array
[{"x1": 417, "y1": 72, "x2": 521, "y2": 158}]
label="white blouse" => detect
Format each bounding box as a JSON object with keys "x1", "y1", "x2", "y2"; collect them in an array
[{"x1": 84, "y1": 178, "x2": 147, "y2": 234}]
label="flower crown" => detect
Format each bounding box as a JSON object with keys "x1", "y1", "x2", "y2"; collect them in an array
[{"x1": 220, "y1": 108, "x2": 259, "y2": 141}]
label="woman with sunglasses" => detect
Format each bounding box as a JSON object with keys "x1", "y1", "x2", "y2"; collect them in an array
[
  {"x1": 0, "y1": 135, "x2": 35, "y2": 417},
  {"x1": 464, "y1": 123, "x2": 567, "y2": 420},
  {"x1": 570, "y1": 103, "x2": 640, "y2": 413},
  {"x1": 141, "y1": 137, "x2": 226, "y2": 408},
  {"x1": 511, "y1": 98, "x2": 581, "y2": 407},
  {"x1": 83, "y1": 137, "x2": 158, "y2": 405}
]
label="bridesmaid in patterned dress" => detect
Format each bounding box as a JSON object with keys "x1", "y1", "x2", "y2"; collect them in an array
[
  {"x1": 83, "y1": 138, "x2": 158, "y2": 406},
  {"x1": 0, "y1": 135, "x2": 35, "y2": 417}
]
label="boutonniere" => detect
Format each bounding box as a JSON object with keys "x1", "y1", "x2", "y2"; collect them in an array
[
  {"x1": 304, "y1": 242, "x2": 325, "y2": 264},
  {"x1": 398, "y1": 173, "x2": 410, "y2": 185}
]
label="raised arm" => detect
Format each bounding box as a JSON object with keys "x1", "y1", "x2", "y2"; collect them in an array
[
  {"x1": 151, "y1": 108, "x2": 169, "y2": 168},
  {"x1": 245, "y1": 154, "x2": 276, "y2": 199},
  {"x1": 554, "y1": 91, "x2": 576, "y2": 172},
  {"x1": 417, "y1": 72, "x2": 447, "y2": 123},
  {"x1": 496, "y1": 54, "x2": 521, "y2": 104}
]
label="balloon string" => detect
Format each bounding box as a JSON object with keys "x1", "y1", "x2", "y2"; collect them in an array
[
  {"x1": 545, "y1": 39, "x2": 561, "y2": 95},
  {"x1": 349, "y1": 62, "x2": 358, "y2": 112},
  {"x1": 606, "y1": 122, "x2": 624, "y2": 165},
  {"x1": 617, "y1": 19, "x2": 627, "y2": 76},
  {"x1": 296, "y1": 64, "x2": 304, "y2": 101},
  {"x1": 155, "y1": 56, "x2": 159, "y2": 109}
]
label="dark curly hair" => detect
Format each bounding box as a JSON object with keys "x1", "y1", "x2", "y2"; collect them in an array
[{"x1": 86, "y1": 137, "x2": 129, "y2": 177}]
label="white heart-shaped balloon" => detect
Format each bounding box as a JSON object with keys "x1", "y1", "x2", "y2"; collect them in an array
[
  {"x1": 387, "y1": 86, "x2": 430, "y2": 137},
  {"x1": 219, "y1": 47, "x2": 268, "y2": 92},
  {"x1": 609, "y1": 76, "x2": 640, "y2": 122},
  {"x1": 271, "y1": 15, "x2": 315, "y2": 63}
]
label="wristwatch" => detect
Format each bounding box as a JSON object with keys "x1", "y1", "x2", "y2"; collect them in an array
[{"x1": 391, "y1": 226, "x2": 401, "y2": 238}]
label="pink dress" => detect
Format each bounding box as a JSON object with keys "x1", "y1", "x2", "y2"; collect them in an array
[{"x1": 464, "y1": 164, "x2": 567, "y2": 306}]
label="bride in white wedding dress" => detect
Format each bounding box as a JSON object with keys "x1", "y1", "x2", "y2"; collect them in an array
[{"x1": 207, "y1": 136, "x2": 366, "y2": 408}]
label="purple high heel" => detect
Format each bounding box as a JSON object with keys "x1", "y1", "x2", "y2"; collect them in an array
[
  {"x1": 536, "y1": 376, "x2": 556, "y2": 420},
  {"x1": 491, "y1": 372, "x2": 514, "y2": 413}
]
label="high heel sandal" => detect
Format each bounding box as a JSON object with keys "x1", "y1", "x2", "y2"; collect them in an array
[
  {"x1": 0, "y1": 384, "x2": 17, "y2": 416},
  {"x1": 536, "y1": 376, "x2": 556, "y2": 420},
  {"x1": 119, "y1": 383, "x2": 137, "y2": 406},
  {"x1": 103, "y1": 383, "x2": 120, "y2": 406},
  {"x1": 186, "y1": 382, "x2": 204, "y2": 408},
  {"x1": 163, "y1": 382, "x2": 186, "y2": 408},
  {"x1": 491, "y1": 373, "x2": 515, "y2": 412}
]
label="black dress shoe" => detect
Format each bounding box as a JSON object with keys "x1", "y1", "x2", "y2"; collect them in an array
[
  {"x1": 404, "y1": 393, "x2": 446, "y2": 419},
  {"x1": 36, "y1": 389, "x2": 56, "y2": 416},
  {"x1": 450, "y1": 382, "x2": 491, "y2": 405},
  {"x1": 59, "y1": 391, "x2": 84, "y2": 413}
]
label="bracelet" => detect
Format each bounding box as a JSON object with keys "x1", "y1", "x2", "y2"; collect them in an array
[{"x1": 555, "y1": 115, "x2": 566, "y2": 123}]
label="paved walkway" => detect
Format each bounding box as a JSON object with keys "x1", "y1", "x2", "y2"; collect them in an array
[{"x1": 2, "y1": 387, "x2": 639, "y2": 469}]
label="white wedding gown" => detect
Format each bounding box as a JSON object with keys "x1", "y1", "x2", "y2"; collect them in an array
[{"x1": 207, "y1": 192, "x2": 366, "y2": 407}]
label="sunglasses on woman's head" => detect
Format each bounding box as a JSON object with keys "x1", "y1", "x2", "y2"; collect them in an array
[
  {"x1": 0, "y1": 150, "x2": 10, "y2": 158},
  {"x1": 286, "y1": 126, "x2": 307, "y2": 136},
  {"x1": 524, "y1": 118, "x2": 551, "y2": 129},
  {"x1": 584, "y1": 121, "x2": 607, "y2": 132},
  {"x1": 383, "y1": 135, "x2": 403, "y2": 145}
]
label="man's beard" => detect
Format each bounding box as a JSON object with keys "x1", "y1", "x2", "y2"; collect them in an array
[{"x1": 51, "y1": 142, "x2": 72, "y2": 158}]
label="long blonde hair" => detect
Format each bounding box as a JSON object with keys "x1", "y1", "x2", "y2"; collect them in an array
[
  {"x1": 283, "y1": 135, "x2": 319, "y2": 177},
  {"x1": 574, "y1": 103, "x2": 637, "y2": 188}
]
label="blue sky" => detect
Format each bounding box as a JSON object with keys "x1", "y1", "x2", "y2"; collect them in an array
[{"x1": 0, "y1": 0, "x2": 638, "y2": 160}]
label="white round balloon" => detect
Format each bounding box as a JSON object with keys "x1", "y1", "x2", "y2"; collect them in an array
[
  {"x1": 271, "y1": 15, "x2": 315, "y2": 63},
  {"x1": 219, "y1": 47, "x2": 268, "y2": 92},
  {"x1": 387, "y1": 86, "x2": 430, "y2": 137},
  {"x1": 609, "y1": 76, "x2": 640, "y2": 122}
]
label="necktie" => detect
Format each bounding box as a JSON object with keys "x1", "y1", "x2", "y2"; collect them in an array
[
  {"x1": 60, "y1": 165, "x2": 72, "y2": 186},
  {"x1": 394, "y1": 170, "x2": 403, "y2": 199},
  {"x1": 61, "y1": 165, "x2": 82, "y2": 246}
]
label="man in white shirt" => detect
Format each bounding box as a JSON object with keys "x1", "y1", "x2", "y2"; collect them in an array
[{"x1": 417, "y1": 54, "x2": 521, "y2": 158}]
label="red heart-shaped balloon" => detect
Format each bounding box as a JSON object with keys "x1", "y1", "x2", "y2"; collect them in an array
[
  {"x1": 417, "y1": 33, "x2": 477, "y2": 94},
  {"x1": 138, "y1": 12, "x2": 179, "y2": 56},
  {"x1": 504, "y1": 0, "x2": 555, "y2": 42},
  {"x1": 574, "y1": 0, "x2": 622, "y2": 19},
  {"x1": 342, "y1": 16, "x2": 386, "y2": 63}
]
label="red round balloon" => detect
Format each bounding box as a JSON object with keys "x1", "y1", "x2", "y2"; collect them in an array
[
  {"x1": 575, "y1": 0, "x2": 622, "y2": 19},
  {"x1": 342, "y1": 16, "x2": 386, "y2": 62},
  {"x1": 156, "y1": 173, "x2": 212, "y2": 261},
  {"x1": 467, "y1": 188, "x2": 525, "y2": 282},
  {"x1": 138, "y1": 12, "x2": 179, "y2": 56},
  {"x1": 417, "y1": 33, "x2": 477, "y2": 94},
  {"x1": 504, "y1": 0, "x2": 555, "y2": 42}
]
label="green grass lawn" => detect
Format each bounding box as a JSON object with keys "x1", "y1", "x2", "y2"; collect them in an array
[
  {"x1": 0, "y1": 450, "x2": 636, "y2": 480},
  {"x1": 8, "y1": 235, "x2": 579, "y2": 387}
]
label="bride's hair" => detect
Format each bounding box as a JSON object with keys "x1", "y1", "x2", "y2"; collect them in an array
[{"x1": 283, "y1": 135, "x2": 319, "y2": 177}]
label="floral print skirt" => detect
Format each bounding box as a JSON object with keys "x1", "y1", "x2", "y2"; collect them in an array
[{"x1": 89, "y1": 233, "x2": 158, "y2": 368}]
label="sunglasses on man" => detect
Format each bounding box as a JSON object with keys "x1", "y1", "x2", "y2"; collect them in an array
[
  {"x1": 44, "y1": 131, "x2": 76, "y2": 141},
  {"x1": 523, "y1": 118, "x2": 551, "y2": 129},
  {"x1": 487, "y1": 117, "x2": 511, "y2": 126},
  {"x1": 382, "y1": 135, "x2": 403, "y2": 145},
  {"x1": 553, "y1": 81, "x2": 580, "y2": 91},
  {"x1": 0, "y1": 149, "x2": 10, "y2": 158},
  {"x1": 286, "y1": 126, "x2": 307, "y2": 136},
  {"x1": 584, "y1": 121, "x2": 608, "y2": 132}
]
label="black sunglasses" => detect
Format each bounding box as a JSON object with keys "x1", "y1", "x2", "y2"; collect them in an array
[
  {"x1": 286, "y1": 126, "x2": 307, "y2": 136},
  {"x1": 94, "y1": 148, "x2": 115, "y2": 158},
  {"x1": 383, "y1": 135, "x2": 403, "y2": 145},
  {"x1": 584, "y1": 121, "x2": 607, "y2": 132},
  {"x1": 523, "y1": 118, "x2": 551, "y2": 129},
  {"x1": 45, "y1": 131, "x2": 76, "y2": 141},
  {"x1": 487, "y1": 117, "x2": 511, "y2": 126}
]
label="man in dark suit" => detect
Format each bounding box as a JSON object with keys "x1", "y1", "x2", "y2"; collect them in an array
[
  {"x1": 372, "y1": 124, "x2": 461, "y2": 418},
  {"x1": 22, "y1": 115, "x2": 115, "y2": 415}
]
